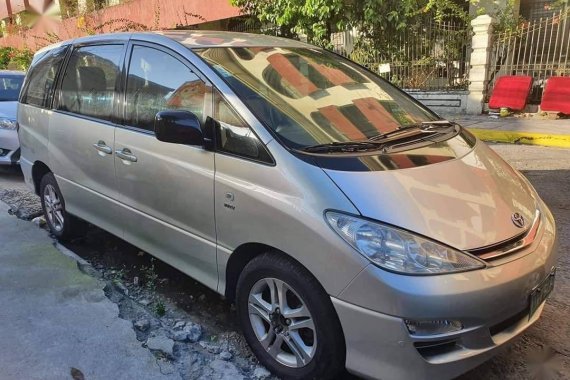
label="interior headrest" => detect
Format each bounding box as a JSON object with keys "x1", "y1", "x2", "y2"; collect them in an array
[{"x1": 78, "y1": 66, "x2": 107, "y2": 92}]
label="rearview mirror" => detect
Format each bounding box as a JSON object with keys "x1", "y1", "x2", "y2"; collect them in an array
[{"x1": 154, "y1": 111, "x2": 204, "y2": 146}]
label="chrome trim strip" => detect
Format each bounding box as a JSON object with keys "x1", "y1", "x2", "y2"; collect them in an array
[{"x1": 469, "y1": 210, "x2": 541, "y2": 260}]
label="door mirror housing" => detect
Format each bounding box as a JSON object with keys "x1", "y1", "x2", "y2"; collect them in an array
[{"x1": 154, "y1": 111, "x2": 204, "y2": 146}]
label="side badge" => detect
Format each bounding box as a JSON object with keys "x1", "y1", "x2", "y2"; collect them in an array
[{"x1": 224, "y1": 192, "x2": 235, "y2": 210}]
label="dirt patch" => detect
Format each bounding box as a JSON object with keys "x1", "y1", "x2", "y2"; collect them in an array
[{"x1": 0, "y1": 188, "x2": 42, "y2": 220}]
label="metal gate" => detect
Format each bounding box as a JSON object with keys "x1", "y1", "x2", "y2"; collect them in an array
[
  {"x1": 487, "y1": 8, "x2": 570, "y2": 104},
  {"x1": 340, "y1": 20, "x2": 472, "y2": 92}
]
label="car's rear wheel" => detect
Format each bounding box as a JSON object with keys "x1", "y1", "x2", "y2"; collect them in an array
[
  {"x1": 236, "y1": 252, "x2": 345, "y2": 379},
  {"x1": 40, "y1": 172, "x2": 86, "y2": 241}
]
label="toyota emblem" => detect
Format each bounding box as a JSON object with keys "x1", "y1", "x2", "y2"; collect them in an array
[{"x1": 511, "y1": 213, "x2": 525, "y2": 228}]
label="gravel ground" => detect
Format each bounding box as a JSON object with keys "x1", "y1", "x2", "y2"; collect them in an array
[{"x1": 0, "y1": 143, "x2": 568, "y2": 380}]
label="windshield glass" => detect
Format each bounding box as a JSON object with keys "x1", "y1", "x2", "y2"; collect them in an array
[
  {"x1": 194, "y1": 47, "x2": 438, "y2": 149},
  {"x1": 0, "y1": 75, "x2": 24, "y2": 101}
]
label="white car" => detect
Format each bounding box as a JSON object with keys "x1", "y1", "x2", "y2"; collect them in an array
[{"x1": 0, "y1": 70, "x2": 25, "y2": 165}]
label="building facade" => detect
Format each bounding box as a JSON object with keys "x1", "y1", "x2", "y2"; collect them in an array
[{"x1": 1, "y1": 0, "x2": 241, "y2": 49}]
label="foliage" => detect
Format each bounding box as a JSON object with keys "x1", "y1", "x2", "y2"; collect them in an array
[
  {"x1": 0, "y1": 47, "x2": 33, "y2": 70},
  {"x1": 552, "y1": 0, "x2": 569, "y2": 9},
  {"x1": 231, "y1": 0, "x2": 470, "y2": 48},
  {"x1": 141, "y1": 258, "x2": 159, "y2": 291},
  {"x1": 485, "y1": 0, "x2": 527, "y2": 35},
  {"x1": 0, "y1": 48, "x2": 13, "y2": 69},
  {"x1": 154, "y1": 301, "x2": 166, "y2": 317},
  {"x1": 59, "y1": 0, "x2": 79, "y2": 18}
]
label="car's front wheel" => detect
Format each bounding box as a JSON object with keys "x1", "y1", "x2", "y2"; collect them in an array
[
  {"x1": 236, "y1": 252, "x2": 345, "y2": 379},
  {"x1": 39, "y1": 172, "x2": 86, "y2": 241}
]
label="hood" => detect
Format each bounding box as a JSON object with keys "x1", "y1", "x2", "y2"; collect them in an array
[
  {"x1": 0, "y1": 101, "x2": 17, "y2": 120},
  {"x1": 324, "y1": 142, "x2": 537, "y2": 250}
]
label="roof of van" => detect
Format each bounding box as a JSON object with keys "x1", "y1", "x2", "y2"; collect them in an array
[
  {"x1": 155, "y1": 30, "x2": 310, "y2": 48},
  {"x1": 36, "y1": 30, "x2": 309, "y2": 55}
]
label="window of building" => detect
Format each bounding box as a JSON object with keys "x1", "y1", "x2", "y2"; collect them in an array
[
  {"x1": 59, "y1": 44, "x2": 123, "y2": 121},
  {"x1": 125, "y1": 45, "x2": 206, "y2": 132}
]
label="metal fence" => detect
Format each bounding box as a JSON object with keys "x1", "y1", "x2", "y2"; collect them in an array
[
  {"x1": 336, "y1": 21, "x2": 472, "y2": 92},
  {"x1": 487, "y1": 8, "x2": 570, "y2": 104}
]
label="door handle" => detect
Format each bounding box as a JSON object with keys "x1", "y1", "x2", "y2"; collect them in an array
[
  {"x1": 115, "y1": 148, "x2": 138, "y2": 163},
  {"x1": 93, "y1": 140, "x2": 113, "y2": 155}
]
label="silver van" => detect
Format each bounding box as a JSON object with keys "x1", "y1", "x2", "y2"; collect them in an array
[{"x1": 18, "y1": 31, "x2": 558, "y2": 380}]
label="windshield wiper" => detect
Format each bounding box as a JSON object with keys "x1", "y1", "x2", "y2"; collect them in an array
[
  {"x1": 301, "y1": 141, "x2": 385, "y2": 153},
  {"x1": 368, "y1": 120, "x2": 456, "y2": 142},
  {"x1": 301, "y1": 121, "x2": 456, "y2": 154}
]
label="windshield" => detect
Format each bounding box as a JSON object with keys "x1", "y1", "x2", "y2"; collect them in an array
[
  {"x1": 194, "y1": 47, "x2": 438, "y2": 149},
  {"x1": 0, "y1": 75, "x2": 24, "y2": 101}
]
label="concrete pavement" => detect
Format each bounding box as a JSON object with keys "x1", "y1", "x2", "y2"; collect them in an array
[
  {"x1": 0, "y1": 201, "x2": 180, "y2": 380},
  {"x1": 447, "y1": 115, "x2": 570, "y2": 148}
]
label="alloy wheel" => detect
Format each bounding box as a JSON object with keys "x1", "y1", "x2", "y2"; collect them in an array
[
  {"x1": 43, "y1": 184, "x2": 64, "y2": 232},
  {"x1": 248, "y1": 277, "x2": 317, "y2": 368}
]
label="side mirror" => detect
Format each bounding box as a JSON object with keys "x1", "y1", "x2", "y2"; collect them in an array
[{"x1": 154, "y1": 110, "x2": 204, "y2": 146}]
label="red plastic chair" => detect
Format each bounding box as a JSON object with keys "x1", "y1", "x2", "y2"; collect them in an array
[
  {"x1": 488, "y1": 75, "x2": 533, "y2": 111},
  {"x1": 540, "y1": 76, "x2": 570, "y2": 114}
]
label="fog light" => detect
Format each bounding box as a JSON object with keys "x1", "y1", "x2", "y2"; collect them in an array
[{"x1": 405, "y1": 319, "x2": 463, "y2": 336}]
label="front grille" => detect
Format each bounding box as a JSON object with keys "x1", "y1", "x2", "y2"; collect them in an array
[
  {"x1": 468, "y1": 210, "x2": 541, "y2": 261},
  {"x1": 414, "y1": 339, "x2": 458, "y2": 358}
]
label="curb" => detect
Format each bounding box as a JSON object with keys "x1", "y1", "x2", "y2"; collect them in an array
[{"x1": 468, "y1": 128, "x2": 570, "y2": 148}]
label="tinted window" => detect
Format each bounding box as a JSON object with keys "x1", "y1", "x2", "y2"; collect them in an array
[
  {"x1": 20, "y1": 47, "x2": 66, "y2": 107},
  {"x1": 0, "y1": 75, "x2": 24, "y2": 101},
  {"x1": 125, "y1": 46, "x2": 206, "y2": 132},
  {"x1": 214, "y1": 90, "x2": 272, "y2": 163},
  {"x1": 59, "y1": 44, "x2": 123, "y2": 121}
]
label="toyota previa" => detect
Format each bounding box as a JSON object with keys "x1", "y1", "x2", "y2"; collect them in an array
[{"x1": 18, "y1": 31, "x2": 558, "y2": 380}]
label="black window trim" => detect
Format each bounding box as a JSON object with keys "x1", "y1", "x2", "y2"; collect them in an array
[
  {"x1": 53, "y1": 40, "x2": 128, "y2": 125},
  {"x1": 19, "y1": 44, "x2": 71, "y2": 109},
  {"x1": 211, "y1": 90, "x2": 275, "y2": 166}
]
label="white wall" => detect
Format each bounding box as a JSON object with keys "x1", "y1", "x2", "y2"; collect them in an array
[{"x1": 408, "y1": 91, "x2": 469, "y2": 115}]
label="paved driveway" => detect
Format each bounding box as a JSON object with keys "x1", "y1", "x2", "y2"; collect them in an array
[{"x1": 0, "y1": 201, "x2": 180, "y2": 380}]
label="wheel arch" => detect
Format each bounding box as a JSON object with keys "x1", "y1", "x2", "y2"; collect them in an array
[
  {"x1": 32, "y1": 161, "x2": 52, "y2": 195},
  {"x1": 224, "y1": 242, "x2": 326, "y2": 303},
  {"x1": 224, "y1": 242, "x2": 275, "y2": 302}
]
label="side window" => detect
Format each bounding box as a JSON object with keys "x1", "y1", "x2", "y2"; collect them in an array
[
  {"x1": 59, "y1": 44, "x2": 123, "y2": 122},
  {"x1": 125, "y1": 46, "x2": 206, "y2": 132},
  {"x1": 20, "y1": 47, "x2": 67, "y2": 108},
  {"x1": 214, "y1": 90, "x2": 272, "y2": 163}
]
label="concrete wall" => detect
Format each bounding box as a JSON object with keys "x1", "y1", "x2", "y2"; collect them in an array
[
  {"x1": 1, "y1": 0, "x2": 241, "y2": 49},
  {"x1": 408, "y1": 91, "x2": 469, "y2": 115}
]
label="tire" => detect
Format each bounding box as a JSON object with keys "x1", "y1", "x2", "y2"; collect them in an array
[
  {"x1": 39, "y1": 172, "x2": 86, "y2": 241},
  {"x1": 236, "y1": 252, "x2": 345, "y2": 380}
]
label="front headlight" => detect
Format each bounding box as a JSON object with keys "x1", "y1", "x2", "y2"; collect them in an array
[
  {"x1": 325, "y1": 211, "x2": 485, "y2": 275},
  {"x1": 0, "y1": 118, "x2": 16, "y2": 130}
]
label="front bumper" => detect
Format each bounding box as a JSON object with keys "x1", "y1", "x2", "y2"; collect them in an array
[
  {"x1": 334, "y1": 202, "x2": 558, "y2": 380},
  {"x1": 332, "y1": 297, "x2": 545, "y2": 380},
  {"x1": 0, "y1": 128, "x2": 20, "y2": 165}
]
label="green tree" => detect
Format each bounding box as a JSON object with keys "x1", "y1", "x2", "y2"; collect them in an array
[{"x1": 231, "y1": 0, "x2": 469, "y2": 48}]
